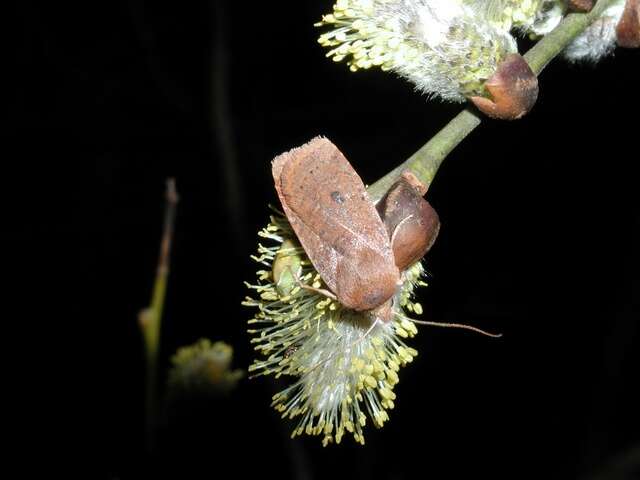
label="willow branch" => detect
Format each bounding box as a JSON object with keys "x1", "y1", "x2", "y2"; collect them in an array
[
  {"x1": 139, "y1": 178, "x2": 179, "y2": 453},
  {"x1": 367, "y1": 0, "x2": 616, "y2": 201}
]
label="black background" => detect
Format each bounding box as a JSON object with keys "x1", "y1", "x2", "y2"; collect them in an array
[{"x1": 14, "y1": 1, "x2": 639, "y2": 479}]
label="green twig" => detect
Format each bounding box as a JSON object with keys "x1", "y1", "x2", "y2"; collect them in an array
[
  {"x1": 139, "y1": 178, "x2": 179, "y2": 453},
  {"x1": 523, "y1": 0, "x2": 618, "y2": 74},
  {"x1": 367, "y1": 109, "x2": 481, "y2": 201},
  {"x1": 367, "y1": 0, "x2": 616, "y2": 201}
]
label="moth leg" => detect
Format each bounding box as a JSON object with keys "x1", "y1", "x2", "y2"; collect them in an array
[
  {"x1": 298, "y1": 280, "x2": 337, "y2": 301},
  {"x1": 281, "y1": 263, "x2": 337, "y2": 300}
]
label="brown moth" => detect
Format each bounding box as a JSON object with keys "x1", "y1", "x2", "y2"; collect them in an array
[
  {"x1": 272, "y1": 137, "x2": 400, "y2": 315},
  {"x1": 376, "y1": 172, "x2": 440, "y2": 272}
]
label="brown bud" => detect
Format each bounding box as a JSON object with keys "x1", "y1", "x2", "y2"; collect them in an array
[
  {"x1": 567, "y1": 0, "x2": 594, "y2": 12},
  {"x1": 617, "y1": 0, "x2": 640, "y2": 48},
  {"x1": 377, "y1": 175, "x2": 440, "y2": 272},
  {"x1": 470, "y1": 53, "x2": 539, "y2": 120}
]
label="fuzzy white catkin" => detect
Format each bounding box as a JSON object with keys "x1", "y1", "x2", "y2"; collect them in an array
[
  {"x1": 245, "y1": 214, "x2": 427, "y2": 446},
  {"x1": 318, "y1": 0, "x2": 631, "y2": 102},
  {"x1": 317, "y1": 0, "x2": 574, "y2": 102},
  {"x1": 385, "y1": 0, "x2": 519, "y2": 100},
  {"x1": 317, "y1": 0, "x2": 519, "y2": 102},
  {"x1": 563, "y1": 0, "x2": 626, "y2": 62}
]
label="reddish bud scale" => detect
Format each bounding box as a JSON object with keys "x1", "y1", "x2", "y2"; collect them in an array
[
  {"x1": 617, "y1": 0, "x2": 640, "y2": 48},
  {"x1": 376, "y1": 174, "x2": 440, "y2": 272},
  {"x1": 470, "y1": 53, "x2": 539, "y2": 120}
]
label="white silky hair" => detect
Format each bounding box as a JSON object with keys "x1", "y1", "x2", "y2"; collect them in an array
[
  {"x1": 369, "y1": 0, "x2": 517, "y2": 101},
  {"x1": 413, "y1": 0, "x2": 466, "y2": 47},
  {"x1": 564, "y1": 1, "x2": 626, "y2": 62},
  {"x1": 319, "y1": 0, "x2": 628, "y2": 103}
]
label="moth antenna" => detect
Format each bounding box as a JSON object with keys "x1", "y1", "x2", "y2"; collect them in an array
[{"x1": 400, "y1": 314, "x2": 502, "y2": 338}]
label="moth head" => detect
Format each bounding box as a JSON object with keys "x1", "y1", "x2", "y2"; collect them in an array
[
  {"x1": 335, "y1": 247, "x2": 400, "y2": 312},
  {"x1": 365, "y1": 297, "x2": 395, "y2": 324}
]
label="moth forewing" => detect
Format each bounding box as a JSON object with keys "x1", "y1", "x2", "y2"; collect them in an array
[{"x1": 272, "y1": 137, "x2": 400, "y2": 313}]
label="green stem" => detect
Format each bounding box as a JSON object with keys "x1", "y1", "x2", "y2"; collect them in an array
[
  {"x1": 367, "y1": 109, "x2": 481, "y2": 201},
  {"x1": 524, "y1": 0, "x2": 618, "y2": 74},
  {"x1": 139, "y1": 178, "x2": 179, "y2": 453},
  {"x1": 368, "y1": 0, "x2": 616, "y2": 200}
]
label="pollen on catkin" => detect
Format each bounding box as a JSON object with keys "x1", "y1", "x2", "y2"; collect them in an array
[
  {"x1": 243, "y1": 212, "x2": 427, "y2": 446},
  {"x1": 476, "y1": 0, "x2": 565, "y2": 36}
]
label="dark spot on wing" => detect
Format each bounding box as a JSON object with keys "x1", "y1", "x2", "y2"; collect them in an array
[{"x1": 331, "y1": 191, "x2": 345, "y2": 204}]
